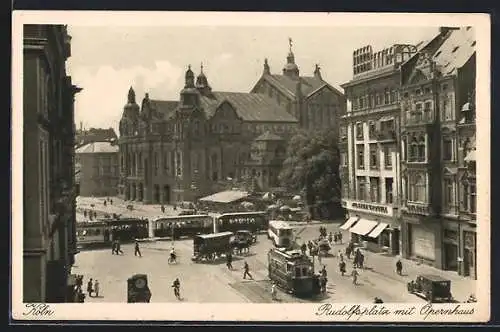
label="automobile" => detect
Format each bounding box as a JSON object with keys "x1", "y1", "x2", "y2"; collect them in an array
[
  {"x1": 231, "y1": 230, "x2": 257, "y2": 245},
  {"x1": 407, "y1": 274, "x2": 453, "y2": 302}
]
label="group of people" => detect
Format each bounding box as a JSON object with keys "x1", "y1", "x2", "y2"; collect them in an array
[
  {"x1": 328, "y1": 231, "x2": 343, "y2": 245},
  {"x1": 111, "y1": 239, "x2": 124, "y2": 255},
  {"x1": 73, "y1": 275, "x2": 101, "y2": 302},
  {"x1": 82, "y1": 209, "x2": 98, "y2": 220}
]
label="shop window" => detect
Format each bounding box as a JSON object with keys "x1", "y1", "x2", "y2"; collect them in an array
[
  {"x1": 357, "y1": 177, "x2": 367, "y2": 201},
  {"x1": 357, "y1": 145, "x2": 364, "y2": 169}
]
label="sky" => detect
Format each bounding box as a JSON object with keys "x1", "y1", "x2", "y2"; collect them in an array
[{"x1": 66, "y1": 25, "x2": 440, "y2": 134}]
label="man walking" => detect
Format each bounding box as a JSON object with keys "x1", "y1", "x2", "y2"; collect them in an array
[
  {"x1": 351, "y1": 267, "x2": 359, "y2": 285},
  {"x1": 226, "y1": 252, "x2": 233, "y2": 270},
  {"x1": 243, "y1": 261, "x2": 253, "y2": 280},
  {"x1": 396, "y1": 259, "x2": 403, "y2": 275},
  {"x1": 134, "y1": 240, "x2": 142, "y2": 257},
  {"x1": 87, "y1": 278, "x2": 94, "y2": 297}
]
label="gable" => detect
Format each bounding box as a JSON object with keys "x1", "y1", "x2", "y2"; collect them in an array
[
  {"x1": 212, "y1": 100, "x2": 241, "y2": 121},
  {"x1": 307, "y1": 84, "x2": 345, "y2": 103}
]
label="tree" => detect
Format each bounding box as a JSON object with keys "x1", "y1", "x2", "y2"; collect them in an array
[{"x1": 279, "y1": 129, "x2": 341, "y2": 219}]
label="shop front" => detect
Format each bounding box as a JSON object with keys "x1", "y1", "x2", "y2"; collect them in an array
[
  {"x1": 442, "y1": 220, "x2": 460, "y2": 272},
  {"x1": 402, "y1": 214, "x2": 442, "y2": 268},
  {"x1": 340, "y1": 199, "x2": 400, "y2": 255}
]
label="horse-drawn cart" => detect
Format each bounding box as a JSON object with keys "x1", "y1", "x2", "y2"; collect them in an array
[{"x1": 191, "y1": 232, "x2": 233, "y2": 262}]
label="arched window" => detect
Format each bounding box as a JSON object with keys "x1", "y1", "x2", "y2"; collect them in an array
[{"x1": 409, "y1": 136, "x2": 418, "y2": 162}]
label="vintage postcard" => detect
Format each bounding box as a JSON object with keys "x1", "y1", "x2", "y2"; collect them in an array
[{"x1": 11, "y1": 11, "x2": 490, "y2": 322}]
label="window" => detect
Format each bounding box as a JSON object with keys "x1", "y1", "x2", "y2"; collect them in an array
[
  {"x1": 408, "y1": 138, "x2": 417, "y2": 162},
  {"x1": 175, "y1": 151, "x2": 182, "y2": 177},
  {"x1": 340, "y1": 125, "x2": 347, "y2": 138},
  {"x1": 424, "y1": 87, "x2": 431, "y2": 94},
  {"x1": 444, "y1": 178, "x2": 454, "y2": 213},
  {"x1": 357, "y1": 177, "x2": 366, "y2": 201},
  {"x1": 369, "y1": 144, "x2": 378, "y2": 169},
  {"x1": 359, "y1": 97, "x2": 364, "y2": 109},
  {"x1": 384, "y1": 89, "x2": 390, "y2": 104},
  {"x1": 470, "y1": 184, "x2": 476, "y2": 213},
  {"x1": 370, "y1": 95, "x2": 375, "y2": 108},
  {"x1": 462, "y1": 183, "x2": 469, "y2": 211},
  {"x1": 410, "y1": 175, "x2": 426, "y2": 202},
  {"x1": 442, "y1": 84, "x2": 448, "y2": 91},
  {"x1": 385, "y1": 178, "x2": 394, "y2": 204},
  {"x1": 368, "y1": 121, "x2": 377, "y2": 139},
  {"x1": 416, "y1": 88, "x2": 422, "y2": 95},
  {"x1": 417, "y1": 136, "x2": 426, "y2": 162},
  {"x1": 384, "y1": 145, "x2": 392, "y2": 168},
  {"x1": 443, "y1": 138, "x2": 453, "y2": 161},
  {"x1": 376, "y1": 94, "x2": 381, "y2": 105},
  {"x1": 391, "y1": 90, "x2": 398, "y2": 104},
  {"x1": 340, "y1": 152, "x2": 347, "y2": 167},
  {"x1": 356, "y1": 123, "x2": 364, "y2": 140},
  {"x1": 357, "y1": 145, "x2": 365, "y2": 169},
  {"x1": 154, "y1": 152, "x2": 158, "y2": 175},
  {"x1": 370, "y1": 177, "x2": 380, "y2": 203}
]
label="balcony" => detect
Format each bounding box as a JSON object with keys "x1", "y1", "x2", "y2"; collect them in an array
[
  {"x1": 404, "y1": 202, "x2": 432, "y2": 216},
  {"x1": 377, "y1": 130, "x2": 397, "y2": 142},
  {"x1": 405, "y1": 111, "x2": 434, "y2": 126}
]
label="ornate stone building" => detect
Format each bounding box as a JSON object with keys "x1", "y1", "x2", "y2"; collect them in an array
[
  {"x1": 117, "y1": 44, "x2": 345, "y2": 204},
  {"x1": 399, "y1": 27, "x2": 476, "y2": 278},
  {"x1": 23, "y1": 25, "x2": 82, "y2": 302},
  {"x1": 341, "y1": 42, "x2": 418, "y2": 255}
]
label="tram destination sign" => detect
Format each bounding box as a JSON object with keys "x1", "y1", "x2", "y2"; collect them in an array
[{"x1": 343, "y1": 199, "x2": 394, "y2": 217}]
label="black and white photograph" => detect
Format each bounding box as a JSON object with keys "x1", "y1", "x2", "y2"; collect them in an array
[{"x1": 11, "y1": 11, "x2": 490, "y2": 322}]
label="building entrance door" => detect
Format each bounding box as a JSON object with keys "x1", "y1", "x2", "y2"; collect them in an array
[
  {"x1": 444, "y1": 242, "x2": 458, "y2": 271},
  {"x1": 391, "y1": 229, "x2": 400, "y2": 255},
  {"x1": 163, "y1": 185, "x2": 170, "y2": 204}
]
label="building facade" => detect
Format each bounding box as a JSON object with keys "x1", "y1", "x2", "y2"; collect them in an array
[
  {"x1": 23, "y1": 24, "x2": 82, "y2": 302},
  {"x1": 399, "y1": 27, "x2": 476, "y2": 278},
  {"x1": 75, "y1": 142, "x2": 119, "y2": 197},
  {"x1": 117, "y1": 45, "x2": 345, "y2": 204},
  {"x1": 341, "y1": 43, "x2": 418, "y2": 255}
]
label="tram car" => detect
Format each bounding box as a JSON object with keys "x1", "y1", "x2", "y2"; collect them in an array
[
  {"x1": 267, "y1": 247, "x2": 319, "y2": 297},
  {"x1": 152, "y1": 214, "x2": 214, "y2": 239},
  {"x1": 76, "y1": 221, "x2": 111, "y2": 247},
  {"x1": 192, "y1": 232, "x2": 233, "y2": 262},
  {"x1": 216, "y1": 211, "x2": 268, "y2": 234},
  {"x1": 108, "y1": 218, "x2": 149, "y2": 242}
]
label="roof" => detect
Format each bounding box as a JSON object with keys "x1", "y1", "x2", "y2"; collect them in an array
[
  {"x1": 200, "y1": 92, "x2": 297, "y2": 123},
  {"x1": 196, "y1": 231, "x2": 234, "y2": 239},
  {"x1": 268, "y1": 219, "x2": 293, "y2": 229},
  {"x1": 199, "y1": 190, "x2": 249, "y2": 203},
  {"x1": 433, "y1": 27, "x2": 476, "y2": 76},
  {"x1": 219, "y1": 211, "x2": 266, "y2": 217},
  {"x1": 255, "y1": 131, "x2": 284, "y2": 141},
  {"x1": 266, "y1": 74, "x2": 327, "y2": 97},
  {"x1": 75, "y1": 141, "x2": 119, "y2": 154},
  {"x1": 75, "y1": 127, "x2": 117, "y2": 146},
  {"x1": 419, "y1": 274, "x2": 450, "y2": 282},
  {"x1": 149, "y1": 99, "x2": 178, "y2": 119}
]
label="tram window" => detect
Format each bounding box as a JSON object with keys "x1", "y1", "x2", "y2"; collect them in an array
[
  {"x1": 96, "y1": 229, "x2": 101, "y2": 236},
  {"x1": 295, "y1": 267, "x2": 301, "y2": 277},
  {"x1": 82, "y1": 230, "x2": 87, "y2": 236},
  {"x1": 302, "y1": 267, "x2": 308, "y2": 276}
]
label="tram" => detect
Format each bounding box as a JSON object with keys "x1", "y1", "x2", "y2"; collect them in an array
[
  {"x1": 76, "y1": 221, "x2": 110, "y2": 246},
  {"x1": 76, "y1": 218, "x2": 148, "y2": 247},
  {"x1": 215, "y1": 211, "x2": 268, "y2": 234},
  {"x1": 267, "y1": 247, "x2": 319, "y2": 297},
  {"x1": 151, "y1": 214, "x2": 214, "y2": 239},
  {"x1": 267, "y1": 220, "x2": 294, "y2": 248}
]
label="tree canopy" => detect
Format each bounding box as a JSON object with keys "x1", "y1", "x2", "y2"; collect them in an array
[{"x1": 279, "y1": 129, "x2": 341, "y2": 207}]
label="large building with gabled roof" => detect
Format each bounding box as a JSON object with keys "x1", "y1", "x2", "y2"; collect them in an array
[{"x1": 117, "y1": 44, "x2": 345, "y2": 203}]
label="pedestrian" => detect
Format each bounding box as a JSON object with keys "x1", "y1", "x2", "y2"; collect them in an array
[
  {"x1": 320, "y1": 265, "x2": 327, "y2": 278},
  {"x1": 359, "y1": 253, "x2": 365, "y2": 269},
  {"x1": 320, "y1": 276, "x2": 327, "y2": 293},
  {"x1": 116, "y1": 240, "x2": 124, "y2": 255},
  {"x1": 271, "y1": 282, "x2": 278, "y2": 301},
  {"x1": 353, "y1": 253, "x2": 359, "y2": 268},
  {"x1": 346, "y1": 246, "x2": 351, "y2": 260},
  {"x1": 338, "y1": 231, "x2": 343, "y2": 244},
  {"x1": 337, "y1": 249, "x2": 343, "y2": 260},
  {"x1": 396, "y1": 259, "x2": 403, "y2": 275},
  {"x1": 328, "y1": 232, "x2": 333, "y2": 245},
  {"x1": 110, "y1": 199, "x2": 113, "y2": 205},
  {"x1": 300, "y1": 243, "x2": 307, "y2": 255},
  {"x1": 351, "y1": 267, "x2": 359, "y2": 285},
  {"x1": 333, "y1": 232, "x2": 338, "y2": 244},
  {"x1": 83, "y1": 210, "x2": 87, "y2": 218},
  {"x1": 103, "y1": 200, "x2": 107, "y2": 207},
  {"x1": 111, "y1": 240, "x2": 117, "y2": 254},
  {"x1": 87, "y1": 278, "x2": 94, "y2": 297},
  {"x1": 134, "y1": 240, "x2": 142, "y2": 257},
  {"x1": 173, "y1": 204, "x2": 177, "y2": 211},
  {"x1": 307, "y1": 241, "x2": 313, "y2": 256},
  {"x1": 161, "y1": 205, "x2": 165, "y2": 213},
  {"x1": 226, "y1": 252, "x2": 233, "y2": 270},
  {"x1": 94, "y1": 280, "x2": 100, "y2": 297},
  {"x1": 243, "y1": 261, "x2": 253, "y2": 280},
  {"x1": 339, "y1": 260, "x2": 346, "y2": 276},
  {"x1": 77, "y1": 289, "x2": 86, "y2": 303}
]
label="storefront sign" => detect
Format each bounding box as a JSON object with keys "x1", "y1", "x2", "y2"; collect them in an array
[{"x1": 343, "y1": 199, "x2": 393, "y2": 217}]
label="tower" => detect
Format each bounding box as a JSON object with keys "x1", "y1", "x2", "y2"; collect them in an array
[
  {"x1": 195, "y1": 63, "x2": 212, "y2": 96},
  {"x1": 180, "y1": 65, "x2": 200, "y2": 108},
  {"x1": 282, "y1": 37, "x2": 300, "y2": 79},
  {"x1": 263, "y1": 58, "x2": 270, "y2": 75}
]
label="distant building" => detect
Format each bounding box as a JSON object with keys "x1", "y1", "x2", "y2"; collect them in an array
[
  {"x1": 75, "y1": 142, "x2": 119, "y2": 197},
  {"x1": 117, "y1": 42, "x2": 345, "y2": 204},
  {"x1": 75, "y1": 126, "x2": 117, "y2": 148},
  {"x1": 23, "y1": 24, "x2": 82, "y2": 302}
]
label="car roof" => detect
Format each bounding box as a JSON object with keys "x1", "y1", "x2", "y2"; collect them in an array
[{"x1": 419, "y1": 274, "x2": 450, "y2": 282}]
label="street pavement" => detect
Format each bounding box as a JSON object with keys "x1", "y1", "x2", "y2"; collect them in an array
[{"x1": 74, "y1": 196, "x2": 475, "y2": 303}]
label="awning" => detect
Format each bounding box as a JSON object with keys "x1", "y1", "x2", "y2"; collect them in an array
[
  {"x1": 464, "y1": 149, "x2": 476, "y2": 162},
  {"x1": 340, "y1": 216, "x2": 359, "y2": 230},
  {"x1": 349, "y1": 218, "x2": 378, "y2": 236},
  {"x1": 367, "y1": 222, "x2": 389, "y2": 238}
]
